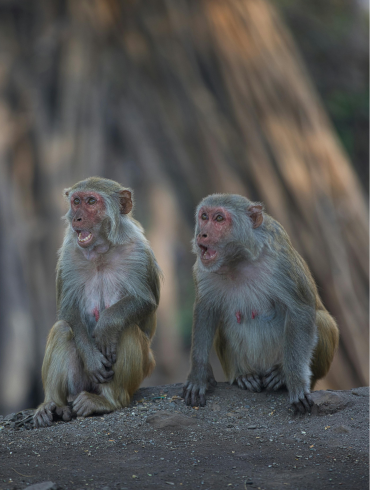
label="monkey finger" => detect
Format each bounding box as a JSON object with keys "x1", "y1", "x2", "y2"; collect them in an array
[
  {"x1": 105, "y1": 347, "x2": 115, "y2": 365},
  {"x1": 242, "y1": 375, "x2": 262, "y2": 392},
  {"x1": 109, "y1": 346, "x2": 117, "y2": 364},
  {"x1": 293, "y1": 398, "x2": 308, "y2": 414},
  {"x1": 305, "y1": 393, "x2": 314, "y2": 407},
  {"x1": 265, "y1": 375, "x2": 283, "y2": 390},
  {"x1": 184, "y1": 386, "x2": 193, "y2": 406},
  {"x1": 44, "y1": 407, "x2": 55, "y2": 422},
  {"x1": 62, "y1": 411, "x2": 72, "y2": 422},
  {"x1": 90, "y1": 373, "x2": 100, "y2": 384},
  {"x1": 101, "y1": 345, "x2": 108, "y2": 359},
  {"x1": 56, "y1": 406, "x2": 73, "y2": 422},
  {"x1": 199, "y1": 393, "x2": 206, "y2": 407},
  {"x1": 264, "y1": 365, "x2": 280, "y2": 377},
  {"x1": 73, "y1": 397, "x2": 85, "y2": 413},
  {"x1": 102, "y1": 369, "x2": 114, "y2": 380},
  {"x1": 272, "y1": 379, "x2": 285, "y2": 391},
  {"x1": 191, "y1": 389, "x2": 200, "y2": 407},
  {"x1": 39, "y1": 410, "x2": 53, "y2": 427},
  {"x1": 34, "y1": 415, "x2": 45, "y2": 429},
  {"x1": 237, "y1": 377, "x2": 246, "y2": 390},
  {"x1": 296, "y1": 397, "x2": 310, "y2": 413},
  {"x1": 300, "y1": 394, "x2": 313, "y2": 412},
  {"x1": 241, "y1": 376, "x2": 254, "y2": 391},
  {"x1": 182, "y1": 383, "x2": 189, "y2": 399},
  {"x1": 55, "y1": 406, "x2": 64, "y2": 417},
  {"x1": 263, "y1": 371, "x2": 279, "y2": 386},
  {"x1": 101, "y1": 357, "x2": 112, "y2": 369},
  {"x1": 96, "y1": 372, "x2": 112, "y2": 384}
]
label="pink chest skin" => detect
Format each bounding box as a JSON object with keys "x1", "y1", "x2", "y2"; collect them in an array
[
  {"x1": 92, "y1": 303, "x2": 111, "y2": 323},
  {"x1": 93, "y1": 307, "x2": 100, "y2": 322},
  {"x1": 235, "y1": 310, "x2": 258, "y2": 323}
]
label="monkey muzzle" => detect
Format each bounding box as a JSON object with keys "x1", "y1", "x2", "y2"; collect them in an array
[
  {"x1": 198, "y1": 244, "x2": 217, "y2": 262},
  {"x1": 75, "y1": 229, "x2": 94, "y2": 247}
]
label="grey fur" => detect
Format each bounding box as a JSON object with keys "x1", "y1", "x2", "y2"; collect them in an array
[
  {"x1": 184, "y1": 193, "x2": 321, "y2": 413},
  {"x1": 34, "y1": 178, "x2": 161, "y2": 428}
]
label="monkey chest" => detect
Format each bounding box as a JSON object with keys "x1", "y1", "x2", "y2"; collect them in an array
[
  {"x1": 224, "y1": 292, "x2": 283, "y2": 331},
  {"x1": 81, "y1": 271, "x2": 124, "y2": 327}
]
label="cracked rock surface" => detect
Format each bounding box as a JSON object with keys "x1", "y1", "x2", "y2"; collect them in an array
[{"x1": 0, "y1": 384, "x2": 368, "y2": 490}]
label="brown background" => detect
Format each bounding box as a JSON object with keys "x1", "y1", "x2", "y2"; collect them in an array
[{"x1": 0, "y1": 0, "x2": 368, "y2": 415}]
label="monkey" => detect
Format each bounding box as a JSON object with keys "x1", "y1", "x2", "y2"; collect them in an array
[
  {"x1": 34, "y1": 177, "x2": 161, "y2": 428},
  {"x1": 183, "y1": 194, "x2": 339, "y2": 414}
]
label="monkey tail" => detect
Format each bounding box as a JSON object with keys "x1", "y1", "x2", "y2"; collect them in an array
[{"x1": 310, "y1": 308, "x2": 339, "y2": 388}]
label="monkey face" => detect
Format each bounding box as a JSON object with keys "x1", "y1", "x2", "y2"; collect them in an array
[
  {"x1": 194, "y1": 206, "x2": 233, "y2": 269},
  {"x1": 69, "y1": 191, "x2": 107, "y2": 248}
]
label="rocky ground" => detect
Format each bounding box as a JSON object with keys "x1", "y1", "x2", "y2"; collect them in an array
[{"x1": 0, "y1": 384, "x2": 368, "y2": 490}]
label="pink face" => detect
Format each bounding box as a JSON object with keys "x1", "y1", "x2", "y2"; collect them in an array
[
  {"x1": 70, "y1": 191, "x2": 106, "y2": 248},
  {"x1": 196, "y1": 206, "x2": 232, "y2": 265}
]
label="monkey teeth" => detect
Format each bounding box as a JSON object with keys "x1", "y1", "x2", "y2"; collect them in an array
[{"x1": 78, "y1": 232, "x2": 92, "y2": 243}]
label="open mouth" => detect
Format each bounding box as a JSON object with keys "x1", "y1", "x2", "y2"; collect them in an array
[
  {"x1": 198, "y1": 244, "x2": 217, "y2": 262},
  {"x1": 76, "y1": 230, "x2": 93, "y2": 246}
]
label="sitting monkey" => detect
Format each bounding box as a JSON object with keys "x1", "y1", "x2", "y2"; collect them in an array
[
  {"x1": 34, "y1": 177, "x2": 161, "y2": 427},
  {"x1": 183, "y1": 194, "x2": 339, "y2": 413}
]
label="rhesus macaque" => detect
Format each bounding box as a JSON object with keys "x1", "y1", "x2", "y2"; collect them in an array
[
  {"x1": 34, "y1": 177, "x2": 161, "y2": 428},
  {"x1": 183, "y1": 194, "x2": 339, "y2": 413}
]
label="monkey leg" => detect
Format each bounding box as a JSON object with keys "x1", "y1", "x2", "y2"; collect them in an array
[
  {"x1": 214, "y1": 328, "x2": 263, "y2": 392},
  {"x1": 72, "y1": 324, "x2": 155, "y2": 417},
  {"x1": 310, "y1": 309, "x2": 339, "y2": 388},
  {"x1": 34, "y1": 320, "x2": 93, "y2": 428}
]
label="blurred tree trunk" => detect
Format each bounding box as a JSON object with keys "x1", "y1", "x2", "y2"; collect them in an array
[{"x1": 0, "y1": 0, "x2": 367, "y2": 414}]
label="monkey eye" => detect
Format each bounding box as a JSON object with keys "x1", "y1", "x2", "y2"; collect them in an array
[
  {"x1": 73, "y1": 197, "x2": 80, "y2": 205},
  {"x1": 87, "y1": 197, "x2": 96, "y2": 205},
  {"x1": 215, "y1": 215, "x2": 224, "y2": 222},
  {"x1": 201, "y1": 213, "x2": 208, "y2": 220}
]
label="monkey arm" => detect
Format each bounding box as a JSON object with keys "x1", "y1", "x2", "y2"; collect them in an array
[
  {"x1": 92, "y1": 295, "x2": 157, "y2": 364},
  {"x1": 272, "y1": 252, "x2": 318, "y2": 413},
  {"x1": 282, "y1": 303, "x2": 317, "y2": 413},
  {"x1": 183, "y1": 300, "x2": 218, "y2": 407},
  {"x1": 60, "y1": 306, "x2": 114, "y2": 384}
]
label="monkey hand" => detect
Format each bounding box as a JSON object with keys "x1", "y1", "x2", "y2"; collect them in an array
[
  {"x1": 92, "y1": 325, "x2": 118, "y2": 365},
  {"x1": 262, "y1": 365, "x2": 286, "y2": 391},
  {"x1": 183, "y1": 364, "x2": 217, "y2": 407},
  {"x1": 84, "y1": 348, "x2": 114, "y2": 384},
  {"x1": 290, "y1": 388, "x2": 314, "y2": 414}
]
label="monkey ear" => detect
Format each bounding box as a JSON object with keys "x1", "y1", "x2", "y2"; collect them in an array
[
  {"x1": 119, "y1": 190, "x2": 133, "y2": 214},
  {"x1": 247, "y1": 204, "x2": 263, "y2": 229},
  {"x1": 64, "y1": 188, "x2": 72, "y2": 199}
]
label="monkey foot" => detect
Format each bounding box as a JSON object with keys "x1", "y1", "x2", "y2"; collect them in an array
[
  {"x1": 34, "y1": 402, "x2": 75, "y2": 428},
  {"x1": 73, "y1": 391, "x2": 112, "y2": 417},
  {"x1": 263, "y1": 366, "x2": 286, "y2": 391},
  {"x1": 236, "y1": 374, "x2": 262, "y2": 392}
]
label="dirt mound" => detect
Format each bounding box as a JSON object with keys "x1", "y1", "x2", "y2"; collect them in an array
[{"x1": 0, "y1": 384, "x2": 368, "y2": 489}]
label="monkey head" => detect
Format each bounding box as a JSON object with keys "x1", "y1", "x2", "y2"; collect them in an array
[
  {"x1": 64, "y1": 177, "x2": 133, "y2": 252},
  {"x1": 193, "y1": 194, "x2": 264, "y2": 272}
]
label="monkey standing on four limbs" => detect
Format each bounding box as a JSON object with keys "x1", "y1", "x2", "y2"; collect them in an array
[
  {"x1": 34, "y1": 177, "x2": 161, "y2": 428},
  {"x1": 183, "y1": 194, "x2": 339, "y2": 413}
]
